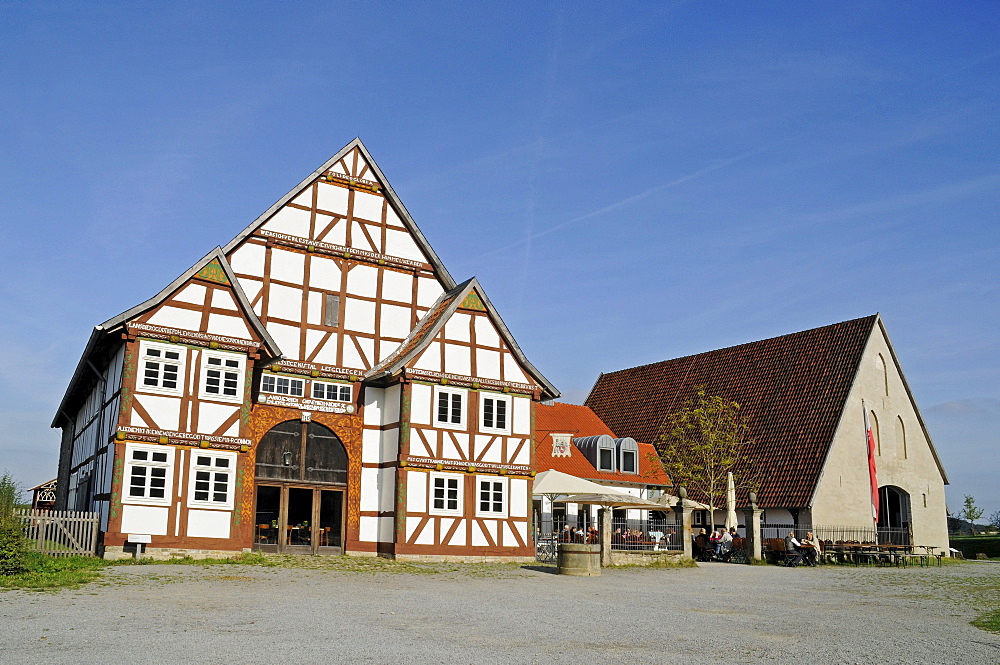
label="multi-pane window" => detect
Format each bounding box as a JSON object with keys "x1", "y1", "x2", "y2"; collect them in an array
[
  {"x1": 140, "y1": 342, "x2": 183, "y2": 395},
  {"x1": 124, "y1": 443, "x2": 174, "y2": 505},
  {"x1": 188, "y1": 452, "x2": 236, "y2": 510},
  {"x1": 261, "y1": 374, "x2": 305, "y2": 397},
  {"x1": 476, "y1": 477, "x2": 506, "y2": 517},
  {"x1": 430, "y1": 474, "x2": 462, "y2": 515},
  {"x1": 200, "y1": 352, "x2": 244, "y2": 402},
  {"x1": 479, "y1": 394, "x2": 511, "y2": 434},
  {"x1": 435, "y1": 388, "x2": 466, "y2": 429},
  {"x1": 312, "y1": 381, "x2": 352, "y2": 402}
]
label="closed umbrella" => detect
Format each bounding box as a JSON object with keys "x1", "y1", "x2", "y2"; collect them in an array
[{"x1": 725, "y1": 471, "x2": 738, "y2": 530}]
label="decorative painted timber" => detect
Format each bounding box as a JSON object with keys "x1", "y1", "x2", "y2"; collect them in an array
[{"x1": 16, "y1": 509, "x2": 100, "y2": 557}]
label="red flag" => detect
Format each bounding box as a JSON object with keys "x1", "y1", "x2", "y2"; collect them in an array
[{"x1": 864, "y1": 407, "x2": 880, "y2": 522}]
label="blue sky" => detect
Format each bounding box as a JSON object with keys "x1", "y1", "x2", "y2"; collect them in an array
[{"x1": 1, "y1": 3, "x2": 997, "y2": 520}]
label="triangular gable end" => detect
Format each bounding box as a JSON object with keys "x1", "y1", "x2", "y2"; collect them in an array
[
  {"x1": 106, "y1": 248, "x2": 281, "y2": 359},
  {"x1": 222, "y1": 138, "x2": 456, "y2": 290},
  {"x1": 368, "y1": 279, "x2": 559, "y2": 400}
]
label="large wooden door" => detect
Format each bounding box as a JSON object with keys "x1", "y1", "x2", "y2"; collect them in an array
[{"x1": 253, "y1": 420, "x2": 348, "y2": 554}]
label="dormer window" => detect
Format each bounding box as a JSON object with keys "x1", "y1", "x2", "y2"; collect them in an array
[
  {"x1": 573, "y1": 435, "x2": 617, "y2": 473},
  {"x1": 616, "y1": 437, "x2": 639, "y2": 474}
]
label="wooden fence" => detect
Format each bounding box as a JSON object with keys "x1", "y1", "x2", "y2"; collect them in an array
[{"x1": 15, "y1": 508, "x2": 100, "y2": 557}]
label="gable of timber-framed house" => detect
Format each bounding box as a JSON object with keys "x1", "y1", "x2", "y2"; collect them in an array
[{"x1": 53, "y1": 138, "x2": 559, "y2": 560}]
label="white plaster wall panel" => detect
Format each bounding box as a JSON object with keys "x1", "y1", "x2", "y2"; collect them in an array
[
  {"x1": 120, "y1": 505, "x2": 168, "y2": 536},
  {"x1": 443, "y1": 344, "x2": 471, "y2": 377},
  {"x1": 356, "y1": 336, "x2": 375, "y2": 369},
  {"x1": 363, "y1": 387, "x2": 385, "y2": 426},
  {"x1": 134, "y1": 394, "x2": 180, "y2": 432},
  {"x1": 211, "y1": 289, "x2": 238, "y2": 311},
  {"x1": 452, "y1": 432, "x2": 469, "y2": 455},
  {"x1": 378, "y1": 468, "x2": 396, "y2": 513},
  {"x1": 445, "y1": 313, "x2": 471, "y2": 342},
  {"x1": 265, "y1": 322, "x2": 301, "y2": 359},
  {"x1": 344, "y1": 297, "x2": 375, "y2": 333},
  {"x1": 358, "y1": 516, "x2": 378, "y2": 542},
  {"x1": 377, "y1": 516, "x2": 394, "y2": 543},
  {"x1": 322, "y1": 216, "x2": 347, "y2": 247},
  {"x1": 383, "y1": 384, "x2": 401, "y2": 424},
  {"x1": 415, "y1": 521, "x2": 434, "y2": 545},
  {"x1": 413, "y1": 343, "x2": 441, "y2": 372},
  {"x1": 416, "y1": 429, "x2": 438, "y2": 457},
  {"x1": 317, "y1": 181, "x2": 349, "y2": 214},
  {"x1": 417, "y1": 278, "x2": 444, "y2": 308},
  {"x1": 380, "y1": 428, "x2": 399, "y2": 462},
  {"x1": 341, "y1": 338, "x2": 369, "y2": 370},
  {"x1": 512, "y1": 397, "x2": 531, "y2": 436},
  {"x1": 268, "y1": 283, "x2": 304, "y2": 323},
  {"x1": 346, "y1": 264, "x2": 378, "y2": 297},
  {"x1": 511, "y1": 439, "x2": 530, "y2": 465},
  {"x1": 385, "y1": 228, "x2": 425, "y2": 262},
  {"x1": 439, "y1": 518, "x2": 454, "y2": 542},
  {"x1": 406, "y1": 516, "x2": 423, "y2": 542},
  {"x1": 384, "y1": 205, "x2": 402, "y2": 228},
  {"x1": 360, "y1": 468, "x2": 380, "y2": 511},
  {"x1": 147, "y1": 306, "x2": 202, "y2": 331},
  {"x1": 476, "y1": 435, "x2": 501, "y2": 463},
  {"x1": 353, "y1": 190, "x2": 383, "y2": 222},
  {"x1": 330, "y1": 161, "x2": 348, "y2": 175},
  {"x1": 187, "y1": 509, "x2": 231, "y2": 539},
  {"x1": 408, "y1": 470, "x2": 427, "y2": 513},
  {"x1": 449, "y1": 520, "x2": 467, "y2": 546},
  {"x1": 239, "y1": 279, "x2": 263, "y2": 314},
  {"x1": 409, "y1": 384, "x2": 432, "y2": 426},
  {"x1": 510, "y1": 479, "x2": 528, "y2": 518},
  {"x1": 514, "y1": 521, "x2": 527, "y2": 546},
  {"x1": 381, "y1": 269, "x2": 412, "y2": 304},
  {"x1": 195, "y1": 402, "x2": 238, "y2": 435},
  {"x1": 230, "y1": 244, "x2": 266, "y2": 277},
  {"x1": 304, "y1": 329, "x2": 326, "y2": 360},
  {"x1": 474, "y1": 315, "x2": 500, "y2": 348},
  {"x1": 482, "y1": 520, "x2": 498, "y2": 546},
  {"x1": 502, "y1": 522, "x2": 518, "y2": 547},
  {"x1": 476, "y1": 349, "x2": 501, "y2": 380},
  {"x1": 380, "y1": 304, "x2": 412, "y2": 340},
  {"x1": 291, "y1": 187, "x2": 313, "y2": 208},
  {"x1": 310, "y1": 337, "x2": 339, "y2": 366},
  {"x1": 362, "y1": 429, "x2": 382, "y2": 464},
  {"x1": 174, "y1": 283, "x2": 207, "y2": 306},
  {"x1": 502, "y1": 354, "x2": 530, "y2": 385},
  {"x1": 308, "y1": 255, "x2": 342, "y2": 291},
  {"x1": 263, "y1": 206, "x2": 311, "y2": 239},
  {"x1": 471, "y1": 520, "x2": 488, "y2": 547},
  {"x1": 129, "y1": 409, "x2": 150, "y2": 428},
  {"x1": 306, "y1": 291, "x2": 322, "y2": 325},
  {"x1": 269, "y1": 248, "x2": 305, "y2": 284},
  {"x1": 348, "y1": 221, "x2": 376, "y2": 252},
  {"x1": 207, "y1": 313, "x2": 252, "y2": 340}
]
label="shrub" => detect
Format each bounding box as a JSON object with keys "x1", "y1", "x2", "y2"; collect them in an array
[{"x1": 0, "y1": 473, "x2": 26, "y2": 575}]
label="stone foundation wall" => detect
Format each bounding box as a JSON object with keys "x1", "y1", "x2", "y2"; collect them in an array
[
  {"x1": 102, "y1": 545, "x2": 250, "y2": 561},
  {"x1": 609, "y1": 550, "x2": 685, "y2": 566}
]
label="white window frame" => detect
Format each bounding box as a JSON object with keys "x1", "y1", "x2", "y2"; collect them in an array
[
  {"x1": 478, "y1": 392, "x2": 511, "y2": 435},
  {"x1": 123, "y1": 442, "x2": 175, "y2": 506},
  {"x1": 433, "y1": 386, "x2": 467, "y2": 430},
  {"x1": 597, "y1": 445, "x2": 616, "y2": 472},
  {"x1": 475, "y1": 475, "x2": 507, "y2": 518},
  {"x1": 199, "y1": 350, "x2": 245, "y2": 403},
  {"x1": 429, "y1": 472, "x2": 464, "y2": 516},
  {"x1": 620, "y1": 449, "x2": 638, "y2": 474},
  {"x1": 261, "y1": 374, "x2": 305, "y2": 397},
  {"x1": 187, "y1": 450, "x2": 237, "y2": 510},
  {"x1": 138, "y1": 340, "x2": 185, "y2": 396},
  {"x1": 311, "y1": 380, "x2": 353, "y2": 402}
]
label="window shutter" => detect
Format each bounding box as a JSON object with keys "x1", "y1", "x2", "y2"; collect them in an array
[{"x1": 324, "y1": 294, "x2": 341, "y2": 327}]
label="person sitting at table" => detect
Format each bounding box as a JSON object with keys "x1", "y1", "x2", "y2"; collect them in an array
[
  {"x1": 784, "y1": 531, "x2": 803, "y2": 567},
  {"x1": 559, "y1": 525, "x2": 572, "y2": 543},
  {"x1": 717, "y1": 527, "x2": 733, "y2": 558},
  {"x1": 800, "y1": 531, "x2": 820, "y2": 566},
  {"x1": 693, "y1": 528, "x2": 709, "y2": 560},
  {"x1": 586, "y1": 525, "x2": 599, "y2": 544}
]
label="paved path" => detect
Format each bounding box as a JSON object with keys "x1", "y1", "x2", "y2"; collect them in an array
[{"x1": 1, "y1": 560, "x2": 998, "y2": 664}]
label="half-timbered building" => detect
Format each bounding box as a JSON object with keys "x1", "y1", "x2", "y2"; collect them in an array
[{"x1": 53, "y1": 139, "x2": 558, "y2": 560}]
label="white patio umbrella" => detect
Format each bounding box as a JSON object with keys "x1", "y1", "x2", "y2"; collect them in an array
[
  {"x1": 532, "y1": 469, "x2": 616, "y2": 496},
  {"x1": 725, "y1": 471, "x2": 739, "y2": 530}
]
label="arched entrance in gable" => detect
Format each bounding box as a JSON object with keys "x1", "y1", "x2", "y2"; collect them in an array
[
  {"x1": 253, "y1": 420, "x2": 348, "y2": 554},
  {"x1": 877, "y1": 485, "x2": 911, "y2": 545}
]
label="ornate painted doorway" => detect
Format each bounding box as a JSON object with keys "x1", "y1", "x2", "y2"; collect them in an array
[{"x1": 253, "y1": 420, "x2": 348, "y2": 554}]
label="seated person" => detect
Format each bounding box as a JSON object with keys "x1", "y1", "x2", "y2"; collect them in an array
[
  {"x1": 784, "y1": 531, "x2": 804, "y2": 567},
  {"x1": 800, "y1": 531, "x2": 820, "y2": 566},
  {"x1": 693, "y1": 528, "x2": 709, "y2": 560},
  {"x1": 717, "y1": 528, "x2": 733, "y2": 558}
]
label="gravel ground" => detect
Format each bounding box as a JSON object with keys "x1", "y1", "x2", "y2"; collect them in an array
[{"x1": 1, "y1": 559, "x2": 998, "y2": 664}]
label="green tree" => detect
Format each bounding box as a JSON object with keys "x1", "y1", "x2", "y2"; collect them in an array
[
  {"x1": 961, "y1": 495, "x2": 985, "y2": 535},
  {"x1": 0, "y1": 472, "x2": 27, "y2": 575},
  {"x1": 657, "y1": 387, "x2": 761, "y2": 527},
  {"x1": 989, "y1": 510, "x2": 1000, "y2": 533}
]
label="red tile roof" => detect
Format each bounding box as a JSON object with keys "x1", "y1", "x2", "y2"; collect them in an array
[
  {"x1": 584, "y1": 315, "x2": 878, "y2": 508},
  {"x1": 535, "y1": 402, "x2": 670, "y2": 486}
]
